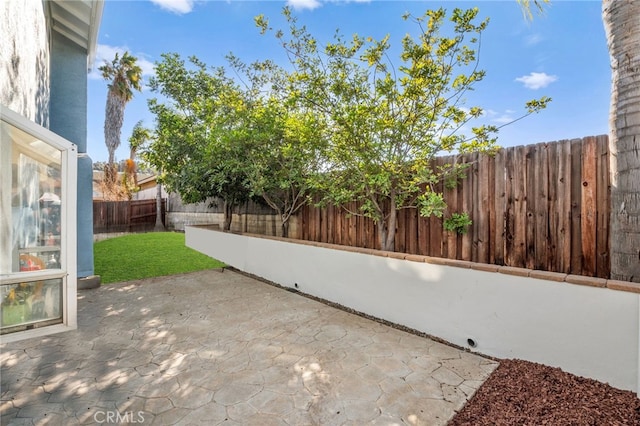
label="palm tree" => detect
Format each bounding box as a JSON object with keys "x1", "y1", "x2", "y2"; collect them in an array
[
  {"x1": 127, "y1": 120, "x2": 151, "y2": 190},
  {"x1": 603, "y1": 0, "x2": 640, "y2": 282},
  {"x1": 99, "y1": 52, "x2": 142, "y2": 187}
]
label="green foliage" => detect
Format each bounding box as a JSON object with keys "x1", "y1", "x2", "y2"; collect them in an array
[
  {"x1": 146, "y1": 54, "x2": 252, "y2": 228},
  {"x1": 443, "y1": 212, "x2": 473, "y2": 234},
  {"x1": 517, "y1": 0, "x2": 551, "y2": 21},
  {"x1": 128, "y1": 121, "x2": 151, "y2": 157},
  {"x1": 257, "y1": 6, "x2": 549, "y2": 250},
  {"x1": 99, "y1": 52, "x2": 142, "y2": 102},
  {"x1": 94, "y1": 232, "x2": 225, "y2": 284},
  {"x1": 147, "y1": 51, "x2": 321, "y2": 235},
  {"x1": 146, "y1": 6, "x2": 550, "y2": 248}
]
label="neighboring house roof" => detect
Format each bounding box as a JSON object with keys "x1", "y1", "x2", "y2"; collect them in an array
[
  {"x1": 137, "y1": 174, "x2": 158, "y2": 186},
  {"x1": 44, "y1": 0, "x2": 104, "y2": 70}
]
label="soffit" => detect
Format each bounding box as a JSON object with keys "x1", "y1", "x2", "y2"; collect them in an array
[{"x1": 45, "y1": 0, "x2": 104, "y2": 70}]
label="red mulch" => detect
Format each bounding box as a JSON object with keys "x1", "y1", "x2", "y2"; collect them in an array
[{"x1": 449, "y1": 359, "x2": 640, "y2": 425}]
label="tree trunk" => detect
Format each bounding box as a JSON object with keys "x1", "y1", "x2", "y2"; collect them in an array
[
  {"x1": 377, "y1": 194, "x2": 397, "y2": 252},
  {"x1": 223, "y1": 200, "x2": 233, "y2": 231},
  {"x1": 154, "y1": 182, "x2": 165, "y2": 231},
  {"x1": 378, "y1": 221, "x2": 388, "y2": 251},
  {"x1": 281, "y1": 218, "x2": 289, "y2": 238},
  {"x1": 603, "y1": 0, "x2": 640, "y2": 281},
  {"x1": 385, "y1": 198, "x2": 397, "y2": 252}
]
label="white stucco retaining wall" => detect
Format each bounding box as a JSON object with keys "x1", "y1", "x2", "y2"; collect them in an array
[{"x1": 186, "y1": 227, "x2": 640, "y2": 393}]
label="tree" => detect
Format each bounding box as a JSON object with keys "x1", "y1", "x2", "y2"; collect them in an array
[
  {"x1": 99, "y1": 52, "x2": 142, "y2": 188},
  {"x1": 602, "y1": 0, "x2": 640, "y2": 282},
  {"x1": 257, "y1": 7, "x2": 549, "y2": 251},
  {"x1": 227, "y1": 55, "x2": 324, "y2": 238},
  {"x1": 127, "y1": 121, "x2": 151, "y2": 187},
  {"x1": 147, "y1": 54, "x2": 252, "y2": 231},
  {"x1": 245, "y1": 97, "x2": 323, "y2": 237},
  {"x1": 122, "y1": 121, "x2": 151, "y2": 200}
]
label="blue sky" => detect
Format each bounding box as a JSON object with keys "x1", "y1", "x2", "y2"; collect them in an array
[{"x1": 87, "y1": 0, "x2": 610, "y2": 164}]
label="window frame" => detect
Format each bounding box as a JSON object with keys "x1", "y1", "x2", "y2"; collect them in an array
[{"x1": 0, "y1": 105, "x2": 78, "y2": 342}]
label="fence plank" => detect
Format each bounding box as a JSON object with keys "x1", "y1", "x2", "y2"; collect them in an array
[
  {"x1": 406, "y1": 207, "x2": 418, "y2": 254},
  {"x1": 489, "y1": 151, "x2": 500, "y2": 264},
  {"x1": 335, "y1": 205, "x2": 343, "y2": 245},
  {"x1": 477, "y1": 153, "x2": 490, "y2": 264},
  {"x1": 348, "y1": 203, "x2": 357, "y2": 247},
  {"x1": 513, "y1": 146, "x2": 527, "y2": 268},
  {"x1": 535, "y1": 143, "x2": 549, "y2": 271},
  {"x1": 504, "y1": 147, "x2": 515, "y2": 266},
  {"x1": 461, "y1": 154, "x2": 474, "y2": 261},
  {"x1": 596, "y1": 135, "x2": 610, "y2": 278},
  {"x1": 470, "y1": 153, "x2": 479, "y2": 262},
  {"x1": 445, "y1": 173, "x2": 458, "y2": 260},
  {"x1": 557, "y1": 140, "x2": 572, "y2": 273},
  {"x1": 397, "y1": 209, "x2": 404, "y2": 253},
  {"x1": 525, "y1": 144, "x2": 537, "y2": 270},
  {"x1": 548, "y1": 142, "x2": 559, "y2": 272},
  {"x1": 581, "y1": 136, "x2": 597, "y2": 277},
  {"x1": 417, "y1": 211, "x2": 430, "y2": 256},
  {"x1": 570, "y1": 139, "x2": 583, "y2": 275},
  {"x1": 430, "y1": 157, "x2": 445, "y2": 258}
]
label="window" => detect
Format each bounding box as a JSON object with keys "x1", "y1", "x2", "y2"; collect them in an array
[{"x1": 0, "y1": 105, "x2": 77, "y2": 340}]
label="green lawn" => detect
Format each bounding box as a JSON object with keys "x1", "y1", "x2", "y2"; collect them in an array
[{"x1": 94, "y1": 232, "x2": 225, "y2": 284}]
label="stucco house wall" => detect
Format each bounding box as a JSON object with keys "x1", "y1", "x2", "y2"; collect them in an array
[
  {"x1": 0, "y1": 0, "x2": 50, "y2": 126},
  {"x1": 1, "y1": 0, "x2": 103, "y2": 285}
]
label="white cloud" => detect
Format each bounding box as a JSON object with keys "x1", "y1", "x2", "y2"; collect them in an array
[
  {"x1": 493, "y1": 115, "x2": 515, "y2": 124},
  {"x1": 515, "y1": 72, "x2": 558, "y2": 90},
  {"x1": 285, "y1": 0, "x2": 371, "y2": 11},
  {"x1": 484, "y1": 109, "x2": 514, "y2": 124},
  {"x1": 137, "y1": 58, "x2": 156, "y2": 77},
  {"x1": 150, "y1": 0, "x2": 194, "y2": 14},
  {"x1": 525, "y1": 34, "x2": 543, "y2": 46},
  {"x1": 287, "y1": 0, "x2": 322, "y2": 11},
  {"x1": 90, "y1": 44, "x2": 155, "y2": 82}
]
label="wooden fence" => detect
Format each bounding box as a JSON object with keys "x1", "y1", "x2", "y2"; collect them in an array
[
  {"x1": 93, "y1": 199, "x2": 166, "y2": 233},
  {"x1": 298, "y1": 135, "x2": 610, "y2": 278}
]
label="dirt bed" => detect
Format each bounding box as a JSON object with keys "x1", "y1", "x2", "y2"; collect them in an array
[{"x1": 449, "y1": 359, "x2": 640, "y2": 425}]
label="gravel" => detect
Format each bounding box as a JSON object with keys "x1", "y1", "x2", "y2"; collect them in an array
[{"x1": 449, "y1": 358, "x2": 640, "y2": 425}]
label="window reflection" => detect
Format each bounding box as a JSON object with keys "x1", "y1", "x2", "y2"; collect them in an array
[
  {"x1": 0, "y1": 279, "x2": 63, "y2": 333},
  {"x1": 1, "y1": 118, "x2": 65, "y2": 334},
  {"x1": 2, "y1": 120, "x2": 62, "y2": 272}
]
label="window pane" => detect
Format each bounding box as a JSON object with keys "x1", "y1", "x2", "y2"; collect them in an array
[
  {"x1": 1, "y1": 120, "x2": 62, "y2": 273},
  {"x1": 0, "y1": 278, "x2": 63, "y2": 333}
]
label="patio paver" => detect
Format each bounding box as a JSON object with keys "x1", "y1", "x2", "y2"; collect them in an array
[{"x1": 1, "y1": 269, "x2": 497, "y2": 425}]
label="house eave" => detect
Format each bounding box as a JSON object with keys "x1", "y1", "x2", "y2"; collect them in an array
[{"x1": 44, "y1": 0, "x2": 104, "y2": 71}]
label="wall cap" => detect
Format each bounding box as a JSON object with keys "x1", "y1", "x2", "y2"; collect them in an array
[{"x1": 185, "y1": 227, "x2": 635, "y2": 295}]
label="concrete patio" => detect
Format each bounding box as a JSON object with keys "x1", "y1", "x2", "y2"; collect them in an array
[{"x1": 1, "y1": 269, "x2": 497, "y2": 425}]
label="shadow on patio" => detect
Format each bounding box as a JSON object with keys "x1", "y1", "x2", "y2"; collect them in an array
[{"x1": 1, "y1": 269, "x2": 496, "y2": 425}]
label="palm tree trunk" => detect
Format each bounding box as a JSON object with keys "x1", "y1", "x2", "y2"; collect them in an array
[
  {"x1": 603, "y1": 0, "x2": 640, "y2": 281},
  {"x1": 105, "y1": 93, "x2": 125, "y2": 165}
]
